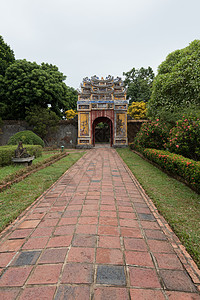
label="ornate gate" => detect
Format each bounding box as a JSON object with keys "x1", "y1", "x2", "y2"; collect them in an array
[{"x1": 77, "y1": 75, "x2": 128, "y2": 148}]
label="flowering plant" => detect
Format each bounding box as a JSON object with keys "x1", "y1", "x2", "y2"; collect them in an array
[
  {"x1": 131, "y1": 119, "x2": 169, "y2": 151},
  {"x1": 143, "y1": 148, "x2": 200, "y2": 193},
  {"x1": 164, "y1": 116, "x2": 200, "y2": 161}
]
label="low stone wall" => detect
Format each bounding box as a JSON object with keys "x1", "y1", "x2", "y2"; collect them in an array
[
  {"x1": 127, "y1": 120, "x2": 147, "y2": 144},
  {"x1": 0, "y1": 120, "x2": 78, "y2": 148},
  {"x1": 0, "y1": 119, "x2": 145, "y2": 147}
]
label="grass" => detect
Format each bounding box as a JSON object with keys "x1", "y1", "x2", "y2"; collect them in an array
[
  {"x1": 117, "y1": 147, "x2": 200, "y2": 268},
  {"x1": 0, "y1": 152, "x2": 56, "y2": 183},
  {"x1": 0, "y1": 152, "x2": 85, "y2": 232}
]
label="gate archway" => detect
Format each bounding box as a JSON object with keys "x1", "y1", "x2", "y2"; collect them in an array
[
  {"x1": 77, "y1": 75, "x2": 128, "y2": 148},
  {"x1": 92, "y1": 117, "x2": 113, "y2": 147}
]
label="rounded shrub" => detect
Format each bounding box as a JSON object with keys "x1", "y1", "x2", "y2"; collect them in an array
[
  {"x1": 8, "y1": 130, "x2": 45, "y2": 147},
  {"x1": 132, "y1": 119, "x2": 169, "y2": 151},
  {"x1": 165, "y1": 116, "x2": 200, "y2": 161}
]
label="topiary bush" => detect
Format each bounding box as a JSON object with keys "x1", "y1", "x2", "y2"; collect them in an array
[
  {"x1": 131, "y1": 119, "x2": 169, "y2": 151},
  {"x1": 164, "y1": 116, "x2": 200, "y2": 161},
  {"x1": 8, "y1": 130, "x2": 44, "y2": 147},
  {"x1": 0, "y1": 145, "x2": 42, "y2": 166}
]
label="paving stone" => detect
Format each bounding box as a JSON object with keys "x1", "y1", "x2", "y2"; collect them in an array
[
  {"x1": 130, "y1": 288, "x2": 165, "y2": 300},
  {"x1": 166, "y1": 291, "x2": 200, "y2": 300},
  {"x1": 0, "y1": 288, "x2": 21, "y2": 300},
  {"x1": 138, "y1": 213, "x2": 155, "y2": 221},
  {"x1": 154, "y1": 253, "x2": 184, "y2": 270},
  {"x1": 96, "y1": 248, "x2": 124, "y2": 264},
  {"x1": 61, "y1": 263, "x2": 93, "y2": 283},
  {"x1": 54, "y1": 285, "x2": 90, "y2": 300},
  {"x1": 17, "y1": 220, "x2": 40, "y2": 229},
  {"x1": 9, "y1": 229, "x2": 33, "y2": 239},
  {"x1": 27, "y1": 264, "x2": 62, "y2": 284},
  {"x1": 125, "y1": 251, "x2": 154, "y2": 267},
  {"x1": 160, "y1": 269, "x2": 197, "y2": 292},
  {"x1": 96, "y1": 265, "x2": 126, "y2": 285},
  {"x1": 67, "y1": 247, "x2": 95, "y2": 263},
  {"x1": 72, "y1": 234, "x2": 97, "y2": 247},
  {"x1": 76, "y1": 224, "x2": 97, "y2": 235},
  {"x1": 19, "y1": 285, "x2": 56, "y2": 300},
  {"x1": 0, "y1": 239, "x2": 24, "y2": 252},
  {"x1": 129, "y1": 267, "x2": 161, "y2": 288},
  {"x1": 94, "y1": 287, "x2": 129, "y2": 299},
  {"x1": 22, "y1": 236, "x2": 49, "y2": 250},
  {"x1": 0, "y1": 266, "x2": 32, "y2": 286},
  {"x1": 124, "y1": 238, "x2": 148, "y2": 251},
  {"x1": 98, "y1": 236, "x2": 121, "y2": 249},
  {"x1": 145, "y1": 229, "x2": 167, "y2": 240},
  {"x1": 11, "y1": 250, "x2": 41, "y2": 266},
  {"x1": 148, "y1": 240, "x2": 174, "y2": 253},
  {"x1": 46, "y1": 235, "x2": 72, "y2": 248},
  {"x1": 38, "y1": 248, "x2": 67, "y2": 264},
  {"x1": 98, "y1": 225, "x2": 119, "y2": 236},
  {"x1": 0, "y1": 252, "x2": 16, "y2": 267}
]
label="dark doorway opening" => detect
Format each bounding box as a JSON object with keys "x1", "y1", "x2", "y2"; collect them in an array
[{"x1": 92, "y1": 117, "x2": 113, "y2": 147}]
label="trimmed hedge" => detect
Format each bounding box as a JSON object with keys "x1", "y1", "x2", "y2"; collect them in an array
[
  {"x1": 142, "y1": 148, "x2": 200, "y2": 193},
  {"x1": 0, "y1": 145, "x2": 42, "y2": 167},
  {"x1": 8, "y1": 130, "x2": 44, "y2": 147}
]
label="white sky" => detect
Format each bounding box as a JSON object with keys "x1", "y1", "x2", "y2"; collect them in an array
[{"x1": 0, "y1": 0, "x2": 200, "y2": 89}]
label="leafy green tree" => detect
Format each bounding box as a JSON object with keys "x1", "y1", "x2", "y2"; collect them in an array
[
  {"x1": 148, "y1": 40, "x2": 200, "y2": 119},
  {"x1": 0, "y1": 59, "x2": 78, "y2": 120},
  {"x1": 25, "y1": 106, "x2": 60, "y2": 139},
  {"x1": 123, "y1": 67, "x2": 154, "y2": 104},
  {"x1": 0, "y1": 35, "x2": 15, "y2": 76}
]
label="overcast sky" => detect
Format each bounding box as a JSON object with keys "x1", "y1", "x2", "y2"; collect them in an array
[{"x1": 0, "y1": 0, "x2": 200, "y2": 89}]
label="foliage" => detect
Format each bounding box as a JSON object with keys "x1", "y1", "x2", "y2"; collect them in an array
[
  {"x1": 123, "y1": 67, "x2": 154, "y2": 104},
  {"x1": 143, "y1": 149, "x2": 200, "y2": 193},
  {"x1": 131, "y1": 119, "x2": 169, "y2": 151},
  {"x1": 0, "y1": 145, "x2": 42, "y2": 167},
  {"x1": 0, "y1": 59, "x2": 78, "y2": 120},
  {"x1": 25, "y1": 106, "x2": 60, "y2": 139},
  {"x1": 65, "y1": 109, "x2": 77, "y2": 120},
  {"x1": 0, "y1": 35, "x2": 15, "y2": 76},
  {"x1": 154, "y1": 103, "x2": 200, "y2": 128},
  {"x1": 148, "y1": 40, "x2": 200, "y2": 119},
  {"x1": 164, "y1": 116, "x2": 200, "y2": 161},
  {"x1": 8, "y1": 130, "x2": 45, "y2": 147},
  {"x1": 127, "y1": 101, "x2": 147, "y2": 119}
]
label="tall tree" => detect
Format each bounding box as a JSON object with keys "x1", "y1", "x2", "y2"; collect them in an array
[
  {"x1": 0, "y1": 59, "x2": 77, "y2": 119},
  {"x1": 148, "y1": 40, "x2": 200, "y2": 119},
  {"x1": 0, "y1": 35, "x2": 15, "y2": 76},
  {"x1": 123, "y1": 67, "x2": 154, "y2": 104}
]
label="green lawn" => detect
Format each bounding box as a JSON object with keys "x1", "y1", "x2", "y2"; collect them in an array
[
  {"x1": 0, "y1": 152, "x2": 56, "y2": 183},
  {"x1": 0, "y1": 152, "x2": 85, "y2": 232},
  {"x1": 117, "y1": 148, "x2": 200, "y2": 268}
]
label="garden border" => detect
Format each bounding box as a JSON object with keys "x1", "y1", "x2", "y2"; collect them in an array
[
  {"x1": 0, "y1": 152, "x2": 68, "y2": 192},
  {"x1": 116, "y1": 150, "x2": 200, "y2": 293}
]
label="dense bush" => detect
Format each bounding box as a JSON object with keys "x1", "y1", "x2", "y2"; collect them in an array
[
  {"x1": 131, "y1": 119, "x2": 169, "y2": 151},
  {"x1": 8, "y1": 130, "x2": 44, "y2": 147},
  {"x1": 164, "y1": 116, "x2": 200, "y2": 161},
  {"x1": 127, "y1": 102, "x2": 147, "y2": 119},
  {"x1": 0, "y1": 145, "x2": 42, "y2": 166},
  {"x1": 143, "y1": 149, "x2": 200, "y2": 193}
]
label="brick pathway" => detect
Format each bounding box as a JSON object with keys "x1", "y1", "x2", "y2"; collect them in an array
[{"x1": 0, "y1": 148, "x2": 200, "y2": 300}]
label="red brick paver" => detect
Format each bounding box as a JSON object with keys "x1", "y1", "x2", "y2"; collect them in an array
[{"x1": 0, "y1": 148, "x2": 200, "y2": 299}]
